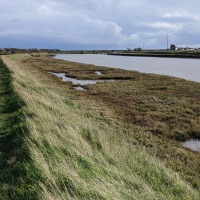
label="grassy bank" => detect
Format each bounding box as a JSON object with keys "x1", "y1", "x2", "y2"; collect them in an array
[
  {"x1": 0, "y1": 59, "x2": 43, "y2": 199},
  {"x1": 1, "y1": 54, "x2": 200, "y2": 199}
]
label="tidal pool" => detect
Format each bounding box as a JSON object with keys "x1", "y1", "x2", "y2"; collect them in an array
[
  {"x1": 48, "y1": 72, "x2": 105, "y2": 85},
  {"x1": 48, "y1": 72, "x2": 116, "y2": 89},
  {"x1": 74, "y1": 86, "x2": 85, "y2": 91},
  {"x1": 95, "y1": 71, "x2": 103, "y2": 75},
  {"x1": 49, "y1": 72, "x2": 103, "y2": 85},
  {"x1": 183, "y1": 139, "x2": 200, "y2": 152}
]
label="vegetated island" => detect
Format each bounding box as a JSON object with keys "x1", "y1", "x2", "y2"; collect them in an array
[{"x1": 0, "y1": 53, "x2": 199, "y2": 200}]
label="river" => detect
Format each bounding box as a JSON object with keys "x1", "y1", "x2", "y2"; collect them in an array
[{"x1": 55, "y1": 54, "x2": 200, "y2": 83}]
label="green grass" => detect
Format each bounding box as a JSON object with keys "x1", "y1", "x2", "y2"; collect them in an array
[
  {"x1": 0, "y1": 59, "x2": 43, "y2": 200},
  {"x1": 1, "y1": 54, "x2": 200, "y2": 199}
]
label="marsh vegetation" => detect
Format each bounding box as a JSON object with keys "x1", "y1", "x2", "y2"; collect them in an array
[{"x1": 0, "y1": 53, "x2": 199, "y2": 199}]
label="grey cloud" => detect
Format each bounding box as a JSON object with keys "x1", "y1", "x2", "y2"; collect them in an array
[{"x1": 0, "y1": 0, "x2": 200, "y2": 49}]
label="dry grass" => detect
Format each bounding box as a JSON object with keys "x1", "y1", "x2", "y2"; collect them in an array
[{"x1": 1, "y1": 53, "x2": 200, "y2": 199}]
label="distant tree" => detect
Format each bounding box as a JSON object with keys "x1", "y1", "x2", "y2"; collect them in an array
[
  {"x1": 170, "y1": 44, "x2": 176, "y2": 50},
  {"x1": 134, "y1": 47, "x2": 142, "y2": 51}
]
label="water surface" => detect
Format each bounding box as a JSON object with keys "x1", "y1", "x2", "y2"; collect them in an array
[
  {"x1": 48, "y1": 72, "x2": 105, "y2": 85},
  {"x1": 183, "y1": 139, "x2": 200, "y2": 152},
  {"x1": 95, "y1": 71, "x2": 103, "y2": 75},
  {"x1": 55, "y1": 54, "x2": 200, "y2": 82},
  {"x1": 48, "y1": 72, "x2": 116, "y2": 88},
  {"x1": 74, "y1": 86, "x2": 85, "y2": 91}
]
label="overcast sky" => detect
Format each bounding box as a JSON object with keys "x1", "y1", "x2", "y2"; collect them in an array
[{"x1": 0, "y1": 0, "x2": 200, "y2": 50}]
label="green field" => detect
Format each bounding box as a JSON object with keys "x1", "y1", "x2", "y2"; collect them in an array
[{"x1": 0, "y1": 54, "x2": 199, "y2": 199}]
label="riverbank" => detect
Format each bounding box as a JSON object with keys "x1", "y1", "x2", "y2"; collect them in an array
[
  {"x1": 108, "y1": 52, "x2": 200, "y2": 58},
  {"x1": 1, "y1": 53, "x2": 200, "y2": 199}
]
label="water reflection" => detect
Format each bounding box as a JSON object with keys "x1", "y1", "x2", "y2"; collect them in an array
[
  {"x1": 95, "y1": 71, "x2": 103, "y2": 75},
  {"x1": 183, "y1": 139, "x2": 200, "y2": 152}
]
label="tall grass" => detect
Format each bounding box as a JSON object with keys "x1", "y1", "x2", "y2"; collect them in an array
[
  {"x1": 1, "y1": 54, "x2": 199, "y2": 199},
  {"x1": 0, "y1": 59, "x2": 43, "y2": 200}
]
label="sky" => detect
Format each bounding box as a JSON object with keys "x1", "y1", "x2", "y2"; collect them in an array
[{"x1": 0, "y1": 0, "x2": 200, "y2": 50}]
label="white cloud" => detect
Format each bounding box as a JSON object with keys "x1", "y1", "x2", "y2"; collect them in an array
[
  {"x1": 163, "y1": 13, "x2": 185, "y2": 18},
  {"x1": 147, "y1": 22, "x2": 182, "y2": 30}
]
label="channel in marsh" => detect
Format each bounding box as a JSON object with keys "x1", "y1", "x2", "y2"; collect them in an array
[{"x1": 48, "y1": 71, "x2": 117, "y2": 90}]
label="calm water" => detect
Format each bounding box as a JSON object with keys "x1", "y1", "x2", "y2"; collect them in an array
[
  {"x1": 55, "y1": 54, "x2": 200, "y2": 83},
  {"x1": 48, "y1": 71, "x2": 116, "y2": 89},
  {"x1": 183, "y1": 140, "x2": 200, "y2": 152},
  {"x1": 48, "y1": 72, "x2": 104, "y2": 85}
]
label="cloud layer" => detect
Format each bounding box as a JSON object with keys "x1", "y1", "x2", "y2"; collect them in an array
[{"x1": 0, "y1": 0, "x2": 200, "y2": 49}]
